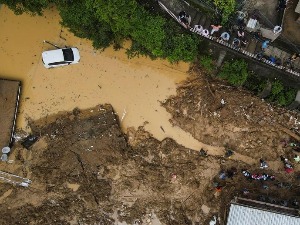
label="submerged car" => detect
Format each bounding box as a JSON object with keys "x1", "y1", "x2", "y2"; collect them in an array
[{"x1": 42, "y1": 48, "x2": 80, "y2": 68}]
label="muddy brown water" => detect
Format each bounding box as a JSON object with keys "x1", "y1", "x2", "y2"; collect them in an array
[{"x1": 0, "y1": 6, "x2": 209, "y2": 151}]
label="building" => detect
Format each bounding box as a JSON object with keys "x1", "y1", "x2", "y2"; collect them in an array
[
  {"x1": 296, "y1": 0, "x2": 300, "y2": 23},
  {"x1": 0, "y1": 79, "x2": 21, "y2": 150},
  {"x1": 226, "y1": 197, "x2": 300, "y2": 225}
]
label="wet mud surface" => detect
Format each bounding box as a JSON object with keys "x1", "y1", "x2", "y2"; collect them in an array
[
  {"x1": 0, "y1": 4, "x2": 299, "y2": 225},
  {"x1": 0, "y1": 82, "x2": 299, "y2": 224}
]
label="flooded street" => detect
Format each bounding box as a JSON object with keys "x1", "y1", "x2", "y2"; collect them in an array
[{"x1": 0, "y1": 6, "x2": 204, "y2": 150}]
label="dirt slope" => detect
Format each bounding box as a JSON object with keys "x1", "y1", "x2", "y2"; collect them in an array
[
  {"x1": 0, "y1": 69, "x2": 299, "y2": 224},
  {"x1": 0, "y1": 105, "x2": 224, "y2": 224},
  {"x1": 163, "y1": 66, "x2": 300, "y2": 162}
]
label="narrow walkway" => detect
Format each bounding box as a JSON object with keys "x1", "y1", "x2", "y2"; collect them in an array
[{"x1": 158, "y1": 0, "x2": 300, "y2": 78}]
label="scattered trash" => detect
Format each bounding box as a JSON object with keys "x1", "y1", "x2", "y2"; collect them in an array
[
  {"x1": 280, "y1": 155, "x2": 294, "y2": 173},
  {"x1": 276, "y1": 182, "x2": 292, "y2": 189},
  {"x1": 242, "y1": 188, "x2": 249, "y2": 195},
  {"x1": 226, "y1": 167, "x2": 237, "y2": 178},
  {"x1": 219, "y1": 170, "x2": 227, "y2": 180},
  {"x1": 241, "y1": 170, "x2": 275, "y2": 181},
  {"x1": 0, "y1": 170, "x2": 31, "y2": 187},
  {"x1": 213, "y1": 182, "x2": 223, "y2": 192},
  {"x1": 262, "y1": 184, "x2": 269, "y2": 189},
  {"x1": 209, "y1": 215, "x2": 217, "y2": 225},
  {"x1": 21, "y1": 135, "x2": 38, "y2": 149},
  {"x1": 294, "y1": 155, "x2": 300, "y2": 163},
  {"x1": 121, "y1": 108, "x2": 127, "y2": 121}
]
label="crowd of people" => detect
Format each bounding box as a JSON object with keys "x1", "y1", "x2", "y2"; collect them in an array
[
  {"x1": 210, "y1": 138, "x2": 300, "y2": 208},
  {"x1": 178, "y1": 7, "x2": 299, "y2": 71}
]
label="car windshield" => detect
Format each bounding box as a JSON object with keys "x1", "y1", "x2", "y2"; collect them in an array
[{"x1": 62, "y1": 48, "x2": 74, "y2": 61}]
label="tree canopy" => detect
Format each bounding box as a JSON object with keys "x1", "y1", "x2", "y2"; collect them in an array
[{"x1": 1, "y1": 0, "x2": 200, "y2": 63}]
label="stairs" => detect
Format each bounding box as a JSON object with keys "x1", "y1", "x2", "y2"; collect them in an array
[{"x1": 158, "y1": 0, "x2": 300, "y2": 77}]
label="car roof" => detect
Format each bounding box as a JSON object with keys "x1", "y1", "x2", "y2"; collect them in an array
[{"x1": 42, "y1": 49, "x2": 65, "y2": 64}]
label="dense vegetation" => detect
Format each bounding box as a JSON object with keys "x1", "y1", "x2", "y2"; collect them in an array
[
  {"x1": 0, "y1": 0, "x2": 200, "y2": 62},
  {"x1": 199, "y1": 55, "x2": 297, "y2": 106},
  {"x1": 1, "y1": 0, "x2": 297, "y2": 107},
  {"x1": 212, "y1": 0, "x2": 236, "y2": 24},
  {"x1": 218, "y1": 59, "x2": 248, "y2": 86}
]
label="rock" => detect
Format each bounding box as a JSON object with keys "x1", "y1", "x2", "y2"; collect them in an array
[{"x1": 201, "y1": 204, "x2": 210, "y2": 214}]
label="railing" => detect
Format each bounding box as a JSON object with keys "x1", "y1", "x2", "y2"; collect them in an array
[
  {"x1": 158, "y1": 1, "x2": 300, "y2": 78},
  {"x1": 10, "y1": 83, "x2": 21, "y2": 147}
]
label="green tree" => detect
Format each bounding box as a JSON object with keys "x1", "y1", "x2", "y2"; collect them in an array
[
  {"x1": 218, "y1": 59, "x2": 248, "y2": 86},
  {"x1": 213, "y1": 0, "x2": 236, "y2": 24},
  {"x1": 130, "y1": 8, "x2": 166, "y2": 57},
  {"x1": 163, "y1": 34, "x2": 199, "y2": 63},
  {"x1": 1, "y1": 0, "x2": 202, "y2": 63},
  {"x1": 86, "y1": 0, "x2": 137, "y2": 37},
  {"x1": 0, "y1": 0, "x2": 50, "y2": 15},
  {"x1": 269, "y1": 81, "x2": 296, "y2": 106},
  {"x1": 271, "y1": 80, "x2": 284, "y2": 96},
  {"x1": 200, "y1": 55, "x2": 214, "y2": 72},
  {"x1": 58, "y1": 1, "x2": 114, "y2": 49}
]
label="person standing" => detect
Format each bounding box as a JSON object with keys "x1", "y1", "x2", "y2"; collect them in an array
[
  {"x1": 260, "y1": 159, "x2": 268, "y2": 169},
  {"x1": 219, "y1": 32, "x2": 230, "y2": 41},
  {"x1": 210, "y1": 24, "x2": 222, "y2": 35},
  {"x1": 193, "y1": 25, "x2": 203, "y2": 34},
  {"x1": 261, "y1": 40, "x2": 270, "y2": 51},
  {"x1": 290, "y1": 53, "x2": 300, "y2": 61},
  {"x1": 273, "y1": 26, "x2": 282, "y2": 35},
  {"x1": 237, "y1": 29, "x2": 245, "y2": 38}
]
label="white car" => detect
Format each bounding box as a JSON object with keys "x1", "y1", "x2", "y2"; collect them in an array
[{"x1": 42, "y1": 47, "x2": 80, "y2": 68}]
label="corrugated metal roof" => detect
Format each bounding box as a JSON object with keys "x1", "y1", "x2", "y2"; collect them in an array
[
  {"x1": 296, "y1": 0, "x2": 300, "y2": 14},
  {"x1": 227, "y1": 204, "x2": 300, "y2": 225}
]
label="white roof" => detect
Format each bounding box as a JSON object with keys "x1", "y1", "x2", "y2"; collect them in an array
[
  {"x1": 227, "y1": 204, "x2": 300, "y2": 225},
  {"x1": 42, "y1": 49, "x2": 64, "y2": 64},
  {"x1": 296, "y1": 0, "x2": 300, "y2": 14}
]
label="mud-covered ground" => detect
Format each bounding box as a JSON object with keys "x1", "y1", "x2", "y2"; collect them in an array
[{"x1": 0, "y1": 70, "x2": 299, "y2": 225}]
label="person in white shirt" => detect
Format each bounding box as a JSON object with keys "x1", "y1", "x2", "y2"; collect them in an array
[
  {"x1": 193, "y1": 25, "x2": 203, "y2": 34},
  {"x1": 273, "y1": 25, "x2": 282, "y2": 34},
  {"x1": 202, "y1": 29, "x2": 209, "y2": 37}
]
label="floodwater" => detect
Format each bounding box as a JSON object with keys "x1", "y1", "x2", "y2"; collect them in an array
[{"x1": 0, "y1": 6, "x2": 205, "y2": 150}]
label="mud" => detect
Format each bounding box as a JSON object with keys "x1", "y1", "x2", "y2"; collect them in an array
[
  {"x1": 0, "y1": 105, "x2": 222, "y2": 225},
  {"x1": 164, "y1": 65, "x2": 300, "y2": 162},
  {"x1": 0, "y1": 4, "x2": 300, "y2": 225},
  {"x1": 0, "y1": 5, "x2": 205, "y2": 151},
  {"x1": 0, "y1": 98, "x2": 298, "y2": 224}
]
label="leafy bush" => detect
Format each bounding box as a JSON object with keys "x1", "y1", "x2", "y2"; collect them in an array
[
  {"x1": 0, "y1": 0, "x2": 50, "y2": 15},
  {"x1": 271, "y1": 80, "x2": 284, "y2": 96},
  {"x1": 213, "y1": 0, "x2": 236, "y2": 24},
  {"x1": 200, "y1": 55, "x2": 214, "y2": 72},
  {"x1": 244, "y1": 73, "x2": 268, "y2": 94},
  {"x1": 218, "y1": 59, "x2": 248, "y2": 86},
  {"x1": 2, "y1": 0, "x2": 202, "y2": 63},
  {"x1": 163, "y1": 34, "x2": 199, "y2": 63},
  {"x1": 269, "y1": 80, "x2": 297, "y2": 106},
  {"x1": 59, "y1": 1, "x2": 114, "y2": 50}
]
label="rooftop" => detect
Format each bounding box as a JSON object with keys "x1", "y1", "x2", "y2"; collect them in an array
[
  {"x1": 0, "y1": 79, "x2": 21, "y2": 149},
  {"x1": 227, "y1": 198, "x2": 300, "y2": 225}
]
